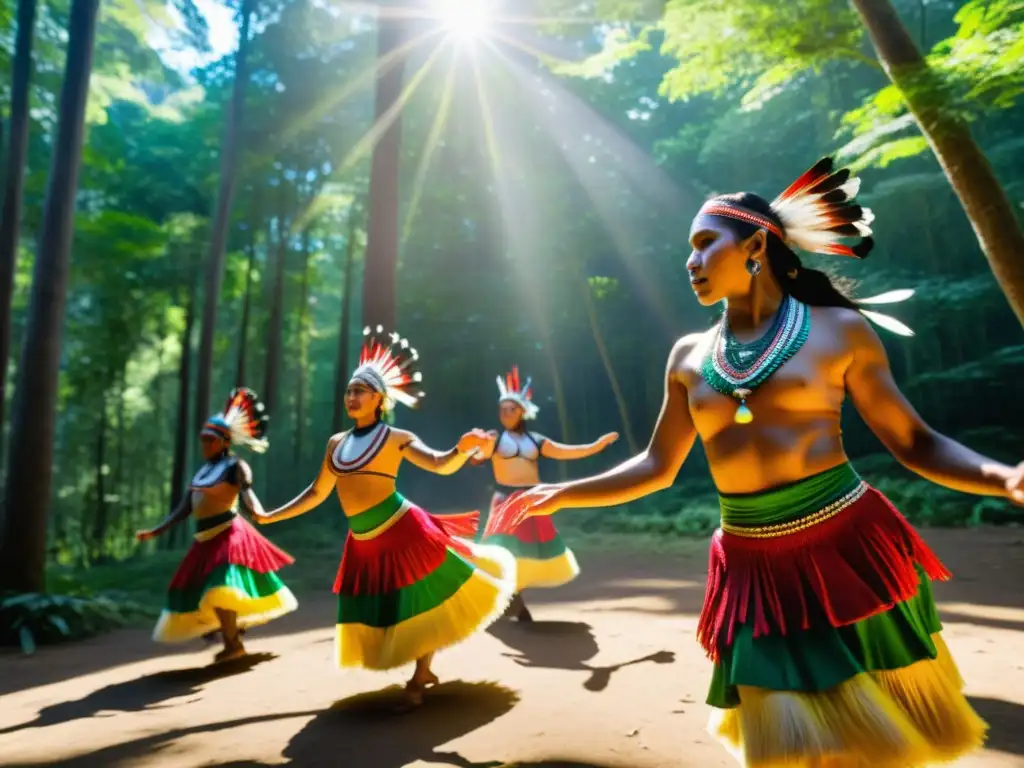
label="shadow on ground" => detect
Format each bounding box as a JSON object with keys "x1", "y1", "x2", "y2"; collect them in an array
[
  {"x1": 8, "y1": 680, "x2": 521, "y2": 767},
  {"x1": 0, "y1": 652, "x2": 277, "y2": 735},
  {"x1": 969, "y1": 695, "x2": 1024, "y2": 757},
  {"x1": 487, "y1": 620, "x2": 675, "y2": 691}
]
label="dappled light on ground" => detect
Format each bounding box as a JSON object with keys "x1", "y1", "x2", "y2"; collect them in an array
[{"x1": 1, "y1": 534, "x2": 1021, "y2": 768}]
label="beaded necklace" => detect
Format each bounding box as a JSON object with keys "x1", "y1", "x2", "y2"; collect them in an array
[{"x1": 699, "y1": 295, "x2": 811, "y2": 424}]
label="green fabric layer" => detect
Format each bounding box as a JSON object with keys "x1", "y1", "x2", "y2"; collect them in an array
[
  {"x1": 719, "y1": 462, "x2": 861, "y2": 527},
  {"x1": 347, "y1": 492, "x2": 405, "y2": 535},
  {"x1": 166, "y1": 563, "x2": 287, "y2": 614},
  {"x1": 484, "y1": 532, "x2": 568, "y2": 560},
  {"x1": 706, "y1": 566, "x2": 943, "y2": 709},
  {"x1": 336, "y1": 549, "x2": 475, "y2": 627}
]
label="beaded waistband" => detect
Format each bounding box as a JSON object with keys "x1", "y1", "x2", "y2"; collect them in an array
[{"x1": 718, "y1": 463, "x2": 866, "y2": 539}]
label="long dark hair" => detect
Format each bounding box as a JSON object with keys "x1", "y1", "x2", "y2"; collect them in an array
[{"x1": 712, "y1": 192, "x2": 859, "y2": 311}]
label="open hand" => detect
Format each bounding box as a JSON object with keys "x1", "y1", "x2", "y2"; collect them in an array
[
  {"x1": 492, "y1": 484, "x2": 565, "y2": 533},
  {"x1": 1007, "y1": 461, "x2": 1024, "y2": 506},
  {"x1": 135, "y1": 529, "x2": 156, "y2": 543},
  {"x1": 458, "y1": 428, "x2": 494, "y2": 454}
]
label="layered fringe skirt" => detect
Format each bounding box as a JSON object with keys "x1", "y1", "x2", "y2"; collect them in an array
[
  {"x1": 334, "y1": 493, "x2": 516, "y2": 670},
  {"x1": 154, "y1": 513, "x2": 298, "y2": 643},
  {"x1": 481, "y1": 489, "x2": 580, "y2": 591},
  {"x1": 701, "y1": 463, "x2": 987, "y2": 767}
]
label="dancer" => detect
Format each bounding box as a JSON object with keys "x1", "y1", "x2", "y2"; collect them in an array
[
  {"x1": 137, "y1": 388, "x2": 297, "y2": 663},
  {"x1": 495, "y1": 157, "x2": 1024, "y2": 766},
  {"x1": 255, "y1": 327, "x2": 516, "y2": 707},
  {"x1": 475, "y1": 366, "x2": 617, "y2": 622}
]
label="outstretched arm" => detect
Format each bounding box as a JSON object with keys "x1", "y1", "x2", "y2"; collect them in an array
[
  {"x1": 550, "y1": 336, "x2": 699, "y2": 510},
  {"x1": 845, "y1": 312, "x2": 1018, "y2": 500},
  {"x1": 257, "y1": 437, "x2": 340, "y2": 524},
  {"x1": 137, "y1": 495, "x2": 191, "y2": 541},
  {"x1": 540, "y1": 432, "x2": 618, "y2": 461},
  {"x1": 396, "y1": 428, "x2": 493, "y2": 476}
]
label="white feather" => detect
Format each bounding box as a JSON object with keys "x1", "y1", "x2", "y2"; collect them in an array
[
  {"x1": 858, "y1": 289, "x2": 914, "y2": 305},
  {"x1": 839, "y1": 177, "x2": 861, "y2": 197},
  {"x1": 860, "y1": 309, "x2": 915, "y2": 337}
]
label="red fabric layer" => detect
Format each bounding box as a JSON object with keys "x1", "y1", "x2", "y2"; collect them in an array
[
  {"x1": 697, "y1": 486, "x2": 950, "y2": 661},
  {"x1": 430, "y1": 510, "x2": 480, "y2": 539},
  {"x1": 483, "y1": 491, "x2": 559, "y2": 543},
  {"x1": 333, "y1": 503, "x2": 474, "y2": 596},
  {"x1": 168, "y1": 516, "x2": 294, "y2": 590}
]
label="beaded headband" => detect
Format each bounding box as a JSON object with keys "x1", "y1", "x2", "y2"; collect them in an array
[{"x1": 699, "y1": 157, "x2": 875, "y2": 259}]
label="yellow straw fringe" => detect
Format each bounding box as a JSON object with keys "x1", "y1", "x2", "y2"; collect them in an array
[
  {"x1": 514, "y1": 548, "x2": 580, "y2": 591},
  {"x1": 335, "y1": 542, "x2": 516, "y2": 671},
  {"x1": 153, "y1": 585, "x2": 298, "y2": 643},
  {"x1": 709, "y1": 633, "x2": 987, "y2": 767}
]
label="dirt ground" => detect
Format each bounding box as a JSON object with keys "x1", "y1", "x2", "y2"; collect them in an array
[{"x1": 1, "y1": 527, "x2": 1023, "y2": 768}]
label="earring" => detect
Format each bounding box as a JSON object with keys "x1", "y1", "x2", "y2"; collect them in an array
[{"x1": 746, "y1": 258, "x2": 761, "y2": 277}]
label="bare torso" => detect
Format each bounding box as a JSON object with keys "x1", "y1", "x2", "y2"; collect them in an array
[
  {"x1": 678, "y1": 305, "x2": 853, "y2": 494},
  {"x1": 490, "y1": 430, "x2": 544, "y2": 488},
  {"x1": 189, "y1": 456, "x2": 242, "y2": 520},
  {"x1": 325, "y1": 423, "x2": 407, "y2": 516}
]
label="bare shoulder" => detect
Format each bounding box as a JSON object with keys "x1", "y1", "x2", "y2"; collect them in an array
[
  {"x1": 388, "y1": 427, "x2": 417, "y2": 446},
  {"x1": 235, "y1": 458, "x2": 254, "y2": 486},
  {"x1": 669, "y1": 330, "x2": 713, "y2": 376},
  {"x1": 812, "y1": 305, "x2": 881, "y2": 349}
]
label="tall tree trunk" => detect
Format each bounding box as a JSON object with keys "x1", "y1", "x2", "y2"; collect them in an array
[
  {"x1": 361, "y1": 14, "x2": 409, "y2": 331},
  {"x1": 194, "y1": 0, "x2": 255, "y2": 434},
  {"x1": 166, "y1": 270, "x2": 197, "y2": 551},
  {"x1": 333, "y1": 209, "x2": 360, "y2": 432},
  {"x1": 578, "y1": 275, "x2": 639, "y2": 453},
  {"x1": 851, "y1": 0, "x2": 1024, "y2": 327},
  {"x1": 294, "y1": 228, "x2": 312, "y2": 466},
  {"x1": 0, "y1": 0, "x2": 101, "y2": 592},
  {"x1": 263, "y1": 203, "x2": 289, "y2": 419},
  {"x1": 91, "y1": 399, "x2": 107, "y2": 562},
  {"x1": 235, "y1": 220, "x2": 258, "y2": 387},
  {"x1": 0, "y1": 0, "x2": 40, "y2": 468}
]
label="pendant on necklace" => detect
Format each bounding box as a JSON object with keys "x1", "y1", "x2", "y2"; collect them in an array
[{"x1": 732, "y1": 388, "x2": 753, "y2": 424}]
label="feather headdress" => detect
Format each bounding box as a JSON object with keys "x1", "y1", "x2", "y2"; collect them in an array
[
  {"x1": 350, "y1": 325, "x2": 424, "y2": 413},
  {"x1": 699, "y1": 156, "x2": 914, "y2": 336},
  {"x1": 496, "y1": 365, "x2": 539, "y2": 420},
  {"x1": 201, "y1": 387, "x2": 270, "y2": 453}
]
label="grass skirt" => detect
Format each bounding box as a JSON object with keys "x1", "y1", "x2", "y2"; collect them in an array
[
  {"x1": 480, "y1": 490, "x2": 580, "y2": 591},
  {"x1": 334, "y1": 493, "x2": 516, "y2": 670},
  {"x1": 702, "y1": 463, "x2": 987, "y2": 766},
  {"x1": 153, "y1": 514, "x2": 297, "y2": 643}
]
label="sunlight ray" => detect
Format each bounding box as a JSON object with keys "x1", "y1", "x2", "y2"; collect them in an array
[
  {"x1": 485, "y1": 41, "x2": 693, "y2": 333},
  {"x1": 402, "y1": 53, "x2": 459, "y2": 242},
  {"x1": 340, "y1": 43, "x2": 449, "y2": 171},
  {"x1": 277, "y1": 26, "x2": 444, "y2": 145}
]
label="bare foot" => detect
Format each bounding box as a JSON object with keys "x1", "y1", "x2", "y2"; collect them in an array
[{"x1": 214, "y1": 640, "x2": 247, "y2": 664}]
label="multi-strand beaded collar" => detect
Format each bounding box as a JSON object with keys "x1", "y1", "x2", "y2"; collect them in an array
[{"x1": 700, "y1": 295, "x2": 811, "y2": 424}]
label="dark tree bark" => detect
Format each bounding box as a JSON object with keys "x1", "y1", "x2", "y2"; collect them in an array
[
  {"x1": 0, "y1": 0, "x2": 40, "y2": 465},
  {"x1": 263, "y1": 190, "x2": 290, "y2": 419},
  {"x1": 851, "y1": 0, "x2": 1024, "y2": 327},
  {"x1": 333, "y1": 208, "x2": 360, "y2": 432},
  {"x1": 361, "y1": 13, "x2": 410, "y2": 331},
  {"x1": 235, "y1": 219, "x2": 259, "y2": 387},
  {"x1": 194, "y1": 0, "x2": 256, "y2": 434},
  {"x1": 0, "y1": 0, "x2": 101, "y2": 592},
  {"x1": 91, "y1": 400, "x2": 108, "y2": 562},
  {"x1": 166, "y1": 267, "x2": 198, "y2": 551},
  {"x1": 294, "y1": 228, "x2": 312, "y2": 465}
]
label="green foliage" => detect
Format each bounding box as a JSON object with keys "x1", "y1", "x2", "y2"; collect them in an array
[{"x1": 0, "y1": 592, "x2": 154, "y2": 654}]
